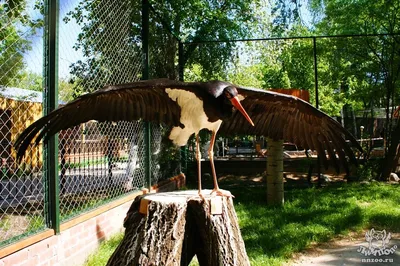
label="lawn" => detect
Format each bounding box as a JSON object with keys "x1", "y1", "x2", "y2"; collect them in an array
[{"x1": 84, "y1": 175, "x2": 400, "y2": 266}]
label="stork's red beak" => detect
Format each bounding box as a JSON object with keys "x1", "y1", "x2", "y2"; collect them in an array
[{"x1": 230, "y1": 96, "x2": 255, "y2": 126}]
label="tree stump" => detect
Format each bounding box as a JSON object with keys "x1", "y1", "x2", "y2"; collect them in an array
[{"x1": 107, "y1": 190, "x2": 250, "y2": 266}]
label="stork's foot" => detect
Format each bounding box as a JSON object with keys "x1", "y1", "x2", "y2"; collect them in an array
[
  {"x1": 211, "y1": 188, "x2": 234, "y2": 198},
  {"x1": 197, "y1": 191, "x2": 206, "y2": 201}
]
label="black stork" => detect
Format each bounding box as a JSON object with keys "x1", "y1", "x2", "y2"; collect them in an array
[{"x1": 14, "y1": 79, "x2": 362, "y2": 197}]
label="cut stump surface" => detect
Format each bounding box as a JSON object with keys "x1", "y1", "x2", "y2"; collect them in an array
[{"x1": 107, "y1": 190, "x2": 250, "y2": 266}]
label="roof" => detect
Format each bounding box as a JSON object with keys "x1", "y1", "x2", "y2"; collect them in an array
[
  {"x1": 0, "y1": 86, "x2": 64, "y2": 104},
  {"x1": 269, "y1": 88, "x2": 310, "y2": 103}
]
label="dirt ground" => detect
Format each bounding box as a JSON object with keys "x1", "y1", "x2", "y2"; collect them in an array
[
  {"x1": 0, "y1": 215, "x2": 29, "y2": 242},
  {"x1": 288, "y1": 232, "x2": 400, "y2": 266}
]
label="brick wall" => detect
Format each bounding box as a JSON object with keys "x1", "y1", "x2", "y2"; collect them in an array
[{"x1": 0, "y1": 174, "x2": 185, "y2": 266}]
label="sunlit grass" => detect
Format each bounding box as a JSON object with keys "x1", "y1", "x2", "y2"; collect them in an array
[
  {"x1": 84, "y1": 180, "x2": 399, "y2": 265},
  {"x1": 232, "y1": 181, "x2": 399, "y2": 265},
  {"x1": 84, "y1": 233, "x2": 124, "y2": 266}
]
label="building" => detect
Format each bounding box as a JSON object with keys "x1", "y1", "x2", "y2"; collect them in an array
[{"x1": 0, "y1": 87, "x2": 45, "y2": 169}]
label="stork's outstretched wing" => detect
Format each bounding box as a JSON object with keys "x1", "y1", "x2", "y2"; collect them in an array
[
  {"x1": 219, "y1": 86, "x2": 362, "y2": 172},
  {"x1": 15, "y1": 79, "x2": 362, "y2": 173},
  {"x1": 14, "y1": 79, "x2": 198, "y2": 160}
]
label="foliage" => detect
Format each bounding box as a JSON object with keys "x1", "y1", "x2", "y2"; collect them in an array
[
  {"x1": 64, "y1": 0, "x2": 141, "y2": 93},
  {"x1": 65, "y1": 0, "x2": 266, "y2": 88},
  {"x1": 307, "y1": 0, "x2": 400, "y2": 178},
  {"x1": 0, "y1": 0, "x2": 44, "y2": 86},
  {"x1": 0, "y1": 215, "x2": 11, "y2": 231},
  {"x1": 309, "y1": 0, "x2": 400, "y2": 115},
  {"x1": 27, "y1": 215, "x2": 45, "y2": 232},
  {"x1": 226, "y1": 43, "x2": 265, "y2": 88},
  {"x1": 0, "y1": 0, "x2": 32, "y2": 86},
  {"x1": 5, "y1": 70, "x2": 76, "y2": 103},
  {"x1": 156, "y1": 0, "x2": 266, "y2": 79},
  {"x1": 353, "y1": 159, "x2": 383, "y2": 181},
  {"x1": 156, "y1": 127, "x2": 181, "y2": 180},
  {"x1": 253, "y1": 0, "x2": 400, "y2": 164},
  {"x1": 7, "y1": 70, "x2": 42, "y2": 91},
  {"x1": 228, "y1": 63, "x2": 264, "y2": 88},
  {"x1": 58, "y1": 78, "x2": 77, "y2": 102},
  {"x1": 270, "y1": 0, "x2": 302, "y2": 36}
]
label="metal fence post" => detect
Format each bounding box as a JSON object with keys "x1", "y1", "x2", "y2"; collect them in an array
[
  {"x1": 313, "y1": 37, "x2": 319, "y2": 109},
  {"x1": 312, "y1": 37, "x2": 322, "y2": 185},
  {"x1": 142, "y1": 0, "x2": 151, "y2": 190},
  {"x1": 43, "y1": 0, "x2": 60, "y2": 233}
]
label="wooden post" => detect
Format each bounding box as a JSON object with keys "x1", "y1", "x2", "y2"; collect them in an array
[
  {"x1": 107, "y1": 190, "x2": 250, "y2": 266},
  {"x1": 266, "y1": 138, "x2": 284, "y2": 206}
]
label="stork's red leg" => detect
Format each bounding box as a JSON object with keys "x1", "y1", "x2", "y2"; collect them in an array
[
  {"x1": 208, "y1": 131, "x2": 233, "y2": 197},
  {"x1": 195, "y1": 134, "x2": 204, "y2": 199}
]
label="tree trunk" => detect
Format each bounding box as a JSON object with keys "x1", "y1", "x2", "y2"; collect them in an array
[
  {"x1": 394, "y1": 144, "x2": 400, "y2": 173},
  {"x1": 266, "y1": 138, "x2": 284, "y2": 206},
  {"x1": 107, "y1": 190, "x2": 250, "y2": 266}
]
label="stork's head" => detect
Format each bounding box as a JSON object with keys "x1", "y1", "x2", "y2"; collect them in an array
[{"x1": 223, "y1": 86, "x2": 254, "y2": 126}]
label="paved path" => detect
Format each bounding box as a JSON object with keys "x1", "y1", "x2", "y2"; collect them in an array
[{"x1": 290, "y1": 233, "x2": 400, "y2": 266}]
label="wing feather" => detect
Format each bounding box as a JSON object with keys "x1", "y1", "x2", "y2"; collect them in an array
[
  {"x1": 303, "y1": 120, "x2": 315, "y2": 150},
  {"x1": 287, "y1": 116, "x2": 297, "y2": 144},
  {"x1": 296, "y1": 113, "x2": 308, "y2": 149},
  {"x1": 220, "y1": 86, "x2": 362, "y2": 172},
  {"x1": 15, "y1": 79, "x2": 362, "y2": 174},
  {"x1": 14, "y1": 79, "x2": 198, "y2": 160}
]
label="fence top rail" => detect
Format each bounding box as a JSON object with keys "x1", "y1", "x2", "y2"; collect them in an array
[{"x1": 182, "y1": 32, "x2": 400, "y2": 45}]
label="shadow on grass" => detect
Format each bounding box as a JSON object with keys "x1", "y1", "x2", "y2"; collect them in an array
[{"x1": 187, "y1": 174, "x2": 400, "y2": 264}]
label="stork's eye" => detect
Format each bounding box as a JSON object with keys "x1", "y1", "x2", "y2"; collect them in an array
[{"x1": 224, "y1": 91, "x2": 232, "y2": 99}]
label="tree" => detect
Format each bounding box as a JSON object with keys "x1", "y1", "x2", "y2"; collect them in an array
[
  {"x1": 308, "y1": 0, "x2": 400, "y2": 179},
  {"x1": 270, "y1": 0, "x2": 303, "y2": 36},
  {"x1": 58, "y1": 79, "x2": 76, "y2": 102},
  {"x1": 260, "y1": 27, "x2": 318, "y2": 102},
  {"x1": 8, "y1": 71, "x2": 42, "y2": 91},
  {"x1": 158, "y1": 0, "x2": 264, "y2": 80},
  {"x1": 65, "y1": 0, "x2": 265, "y2": 89},
  {"x1": 0, "y1": 0, "x2": 33, "y2": 86},
  {"x1": 64, "y1": 0, "x2": 141, "y2": 93}
]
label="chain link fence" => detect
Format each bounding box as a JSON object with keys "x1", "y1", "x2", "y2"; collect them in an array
[
  {"x1": 1, "y1": 0, "x2": 181, "y2": 248},
  {"x1": 1, "y1": 0, "x2": 46, "y2": 247},
  {"x1": 57, "y1": 0, "x2": 147, "y2": 223},
  {"x1": 147, "y1": 4, "x2": 182, "y2": 180}
]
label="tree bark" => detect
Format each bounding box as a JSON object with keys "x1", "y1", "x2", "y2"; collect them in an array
[{"x1": 107, "y1": 190, "x2": 250, "y2": 266}]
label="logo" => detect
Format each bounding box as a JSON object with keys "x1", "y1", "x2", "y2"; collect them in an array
[{"x1": 357, "y1": 228, "x2": 398, "y2": 257}]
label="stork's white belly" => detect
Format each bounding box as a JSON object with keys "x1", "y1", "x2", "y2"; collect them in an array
[{"x1": 166, "y1": 88, "x2": 222, "y2": 146}]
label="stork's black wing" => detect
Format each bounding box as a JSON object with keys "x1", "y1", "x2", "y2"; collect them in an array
[
  {"x1": 14, "y1": 79, "x2": 207, "y2": 160},
  {"x1": 219, "y1": 86, "x2": 362, "y2": 173}
]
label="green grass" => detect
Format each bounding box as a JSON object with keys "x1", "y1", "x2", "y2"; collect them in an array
[
  {"x1": 27, "y1": 215, "x2": 46, "y2": 232},
  {"x1": 85, "y1": 233, "x2": 124, "y2": 266},
  {"x1": 231, "y1": 181, "x2": 400, "y2": 265},
  {"x1": 0, "y1": 215, "x2": 11, "y2": 231},
  {"x1": 83, "y1": 179, "x2": 400, "y2": 266},
  {"x1": 60, "y1": 156, "x2": 129, "y2": 170}
]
